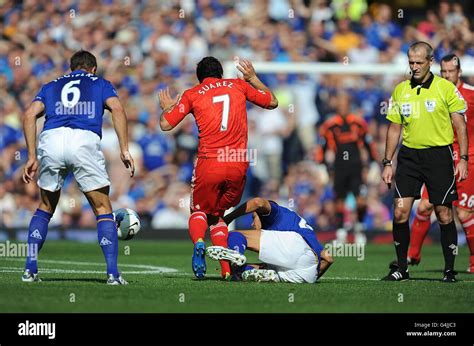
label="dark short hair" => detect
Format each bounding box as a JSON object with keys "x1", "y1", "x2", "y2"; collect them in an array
[
  {"x1": 70, "y1": 50, "x2": 97, "y2": 71},
  {"x1": 196, "y1": 56, "x2": 223, "y2": 83},
  {"x1": 441, "y1": 54, "x2": 461, "y2": 70},
  {"x1": 407, "y1": 41, "x2": 434, "y2": 60}
]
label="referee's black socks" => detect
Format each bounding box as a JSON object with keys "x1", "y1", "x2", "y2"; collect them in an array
[
  {"x1": 393, "y1": 221, "x2": 410, "y2": 271},
  {"x1": 439, "y1": 221, "x2": 458, "y2": 272}
]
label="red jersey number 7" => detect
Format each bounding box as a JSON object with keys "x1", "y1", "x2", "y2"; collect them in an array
[{"x1": 213, "y1": 94, "x2": 230, "y2": 131}]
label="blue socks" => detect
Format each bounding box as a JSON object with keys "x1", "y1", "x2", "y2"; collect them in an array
[
  {"x1": 97, "y1": 213, "x2": 119, "y2": 277},
  {"x1": 228, "y1": 232, "x2": 247, "y2": 254},
  {"x1": 228, "y1": 232, "x2": 254, "y2": 274},
  {"x1": 25, "y1": 209, "x2": 52, "y2": 273}
]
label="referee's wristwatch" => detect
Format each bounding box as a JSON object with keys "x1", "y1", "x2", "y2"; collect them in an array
[
  {"x1": 460, "y1": 155, "x2": 469, "y2": 162},
  {"x1": 382, "y1": 158, "x2": 392, "y2": 166}
]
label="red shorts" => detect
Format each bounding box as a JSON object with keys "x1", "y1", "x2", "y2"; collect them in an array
[
  {"x1": 420, "y1": 152, "x2": 474, "y2": 210},
  {"x1": 190, "y1": 158, "x2": 248, "y2": 217}
]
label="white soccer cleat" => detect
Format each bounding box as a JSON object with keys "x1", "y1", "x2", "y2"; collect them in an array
[
  {"x1": 106, "y1": 274, "x2": 128, "y2": 285},
  {"x1": 206, "y1": 246, "x2": 247, "y2": 266},
  {"x1": 242, "y1": 269, "x2": 279, "y2": 283},
  {"x1": 21, "y1": 270, "x2": 42, "y2": 283}
]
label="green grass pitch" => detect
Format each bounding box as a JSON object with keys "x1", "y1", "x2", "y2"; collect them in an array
[{"x1": 0, "y1": 240, "x2": 473, "y2": 313}]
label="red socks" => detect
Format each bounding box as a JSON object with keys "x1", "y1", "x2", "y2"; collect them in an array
[
  {"x1": 189, "y1": 213, "x2": 231, "y2": 277},
  {"x1": 188, "y1": 212, "x2": 208, "y2": 244},
  {"x1": 461, "y1": 216, "x2": 474, "y2": 270},
  {"x1": 408, "y1": 210, "x2": 431, "y2": 261},
  {"x1": 210, "y1": 220, "x2": 231, "y2": 277}
]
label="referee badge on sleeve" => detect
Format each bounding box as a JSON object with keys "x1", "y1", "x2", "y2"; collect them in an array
[
  {"x1": 425, "y1": 100, "x2": 436, "y2": 112},
  {"x1": 401, "y1": 103, "x2": 412, "y2": 117}
]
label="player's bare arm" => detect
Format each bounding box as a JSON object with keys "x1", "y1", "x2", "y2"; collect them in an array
[
  {"x1": 452, "y1": 112, "x2": 469, "y2": 181},
  {"x1": 105, "y1": 96, "x2": 135, "y2": 177},
  {"x1": 158, "y1": 88, "x2": 179, "y2": 131},
  {"x1": 223, "y1": 197, "x2": 272, "y2": 225},
  {"x1": 22, "y1": 100, "x2": 45, "y2": 184},
  {"x1": 236, "y1": 58, "x2": 278, "y2": 109},
  {"x1": 382, "y1": 122, "x2": 402, "y2": 186}
]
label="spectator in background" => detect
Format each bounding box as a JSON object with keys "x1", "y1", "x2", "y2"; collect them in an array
[
  {"x1": 0, "y1": 112, "x2": 22, "y2": 177},
  {"x1": 249, "y1": 88, "x2": 287, "y2": 181},
  {"x1": 332, "y1": 0, "x2": 368, "y2": 22},
  {"x1": 353, "y1": 76, "x2": 387, "y2": 123},
  {"x1": 348, "y1": 35, "x2": 379, "y2": 64},
  {"x1": 137, "y1": 115, "x2": 173, "y2": 172},
  {"x1": 330, "y1": 18, "x2": 360, "y2": 57},
  {"x1": 293, "y1": 74, "x2": 319, "y2": 152},
  {"x1": 365, "y1": 3, "x2": 402, "y2": 51},
  {"x1": 151, "y1": 182, "x2": 190, "y2": 229},
  {"x1": 417, "y1": 10, "x2": 440, "y2": 38}
]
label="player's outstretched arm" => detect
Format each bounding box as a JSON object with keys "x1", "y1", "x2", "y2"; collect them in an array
[
  {"x1": 236, "y1": 58, "x2": 278, "y2": 109},
  {"x1": 22, "y1": 101, "x2": 45, "y2": 183},
  {"x1": 106, "y1": 96, "x2": 135, "y2": 177},
  {"x1": 223, "y1": 197, "x2": 272, "y2": 225}
]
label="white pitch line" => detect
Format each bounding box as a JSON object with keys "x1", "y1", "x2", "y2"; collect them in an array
[
  {"x1": 2, "y1": 258, "x2": 473, "y2": 282},
  {"x1": 0, "y1": 267, "x2": 177, "y2": 274},
  {"x1": 2, "y1": 258, "x2": 178, "y2": 273}
]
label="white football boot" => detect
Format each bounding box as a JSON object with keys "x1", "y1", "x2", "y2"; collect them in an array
[
  {"x1": 206, "y1": 246, "x2": 246, "y2": 266},
  {"x1": 106, "y1": 274, "x2": 128, "y2": 285},
  {"x1": 242, "y1": 269, "x2": 280, "y2": 282},
  {"x1": 21, "y1": 269, "x2": 42, "y2": 282}
]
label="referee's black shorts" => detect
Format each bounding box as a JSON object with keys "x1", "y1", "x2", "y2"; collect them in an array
[{"x1": 394, "y1": 145, "x2": 457, "y2": 205}]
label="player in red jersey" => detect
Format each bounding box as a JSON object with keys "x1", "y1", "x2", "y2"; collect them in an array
[
  {"x1": 158, "y1": 56, "x2": 278, "y2": 279},
  {"x1": 400, "y1": 54, "x2": 474, "y2": 272}
]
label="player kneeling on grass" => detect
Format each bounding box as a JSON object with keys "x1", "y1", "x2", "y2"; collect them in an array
[{"x1": 206, "y1": 198, "x2": 333, "y2": 283}]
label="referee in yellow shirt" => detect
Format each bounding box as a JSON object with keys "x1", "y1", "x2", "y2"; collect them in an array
[{"x1": 382, "y1": 41, "x2": 468, "y2": 282}]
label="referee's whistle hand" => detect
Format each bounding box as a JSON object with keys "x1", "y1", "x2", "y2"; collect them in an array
[
  {"x1": 455, "y1": 160, "x2": 468, "y2": 182},
  {"x1": 382, "y1": 166, "x2": 393, "y2": 186}
]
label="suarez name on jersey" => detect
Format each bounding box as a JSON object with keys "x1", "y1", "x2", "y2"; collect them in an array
[
  {"x1": 34, "y1": 69, "x2": 118, "y2": 138},
  {"x1": 163, "y1": 77, "x2": 271, "y2": 158}
]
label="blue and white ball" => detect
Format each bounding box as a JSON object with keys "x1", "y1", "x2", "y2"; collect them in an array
[{"x1": 114, "y1": 208, "x2": 141, "y2": 240}]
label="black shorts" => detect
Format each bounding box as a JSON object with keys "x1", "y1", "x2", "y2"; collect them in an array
[
  {"x1": 394, "y1": 145, "x2": 457, "y2": 205},
  {"x1": 334, "y1": 165, "x2": 362, "y2": 199}
]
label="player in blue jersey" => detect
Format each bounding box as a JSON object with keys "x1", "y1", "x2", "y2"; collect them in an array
[
  {"x1": 21, "y1": 50, "x2": 135, "y2": 285},
  {"x1": 206, "y1": 197, "x2": 333, "y2": 283}
]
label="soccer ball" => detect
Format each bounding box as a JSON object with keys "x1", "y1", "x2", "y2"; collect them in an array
[{"x1": 114, "y1": 208, "x2": 141, "y2": 240}]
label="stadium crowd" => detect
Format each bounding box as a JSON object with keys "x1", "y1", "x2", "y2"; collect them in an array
[{"x1": 1, "y1": 0, "x2": 474, "y2": 233}]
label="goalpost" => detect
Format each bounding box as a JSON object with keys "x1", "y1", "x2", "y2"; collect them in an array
[{"x1": 223, "y1": 61, "x2": 474, "y2": 78}]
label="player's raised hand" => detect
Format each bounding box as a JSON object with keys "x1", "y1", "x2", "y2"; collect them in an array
[
  {"x1": 120, "y1": 151, "x2": 135, "y2": 177},
  {"x1": 236, "y1": 58, "x2": 257, "y2": 82},
  {"x1": 158, "y1": 88, "x2": 178, "y2": 112},
  {"x1": 22, "y1": 157, "x2": 39, "y2": 184}
]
